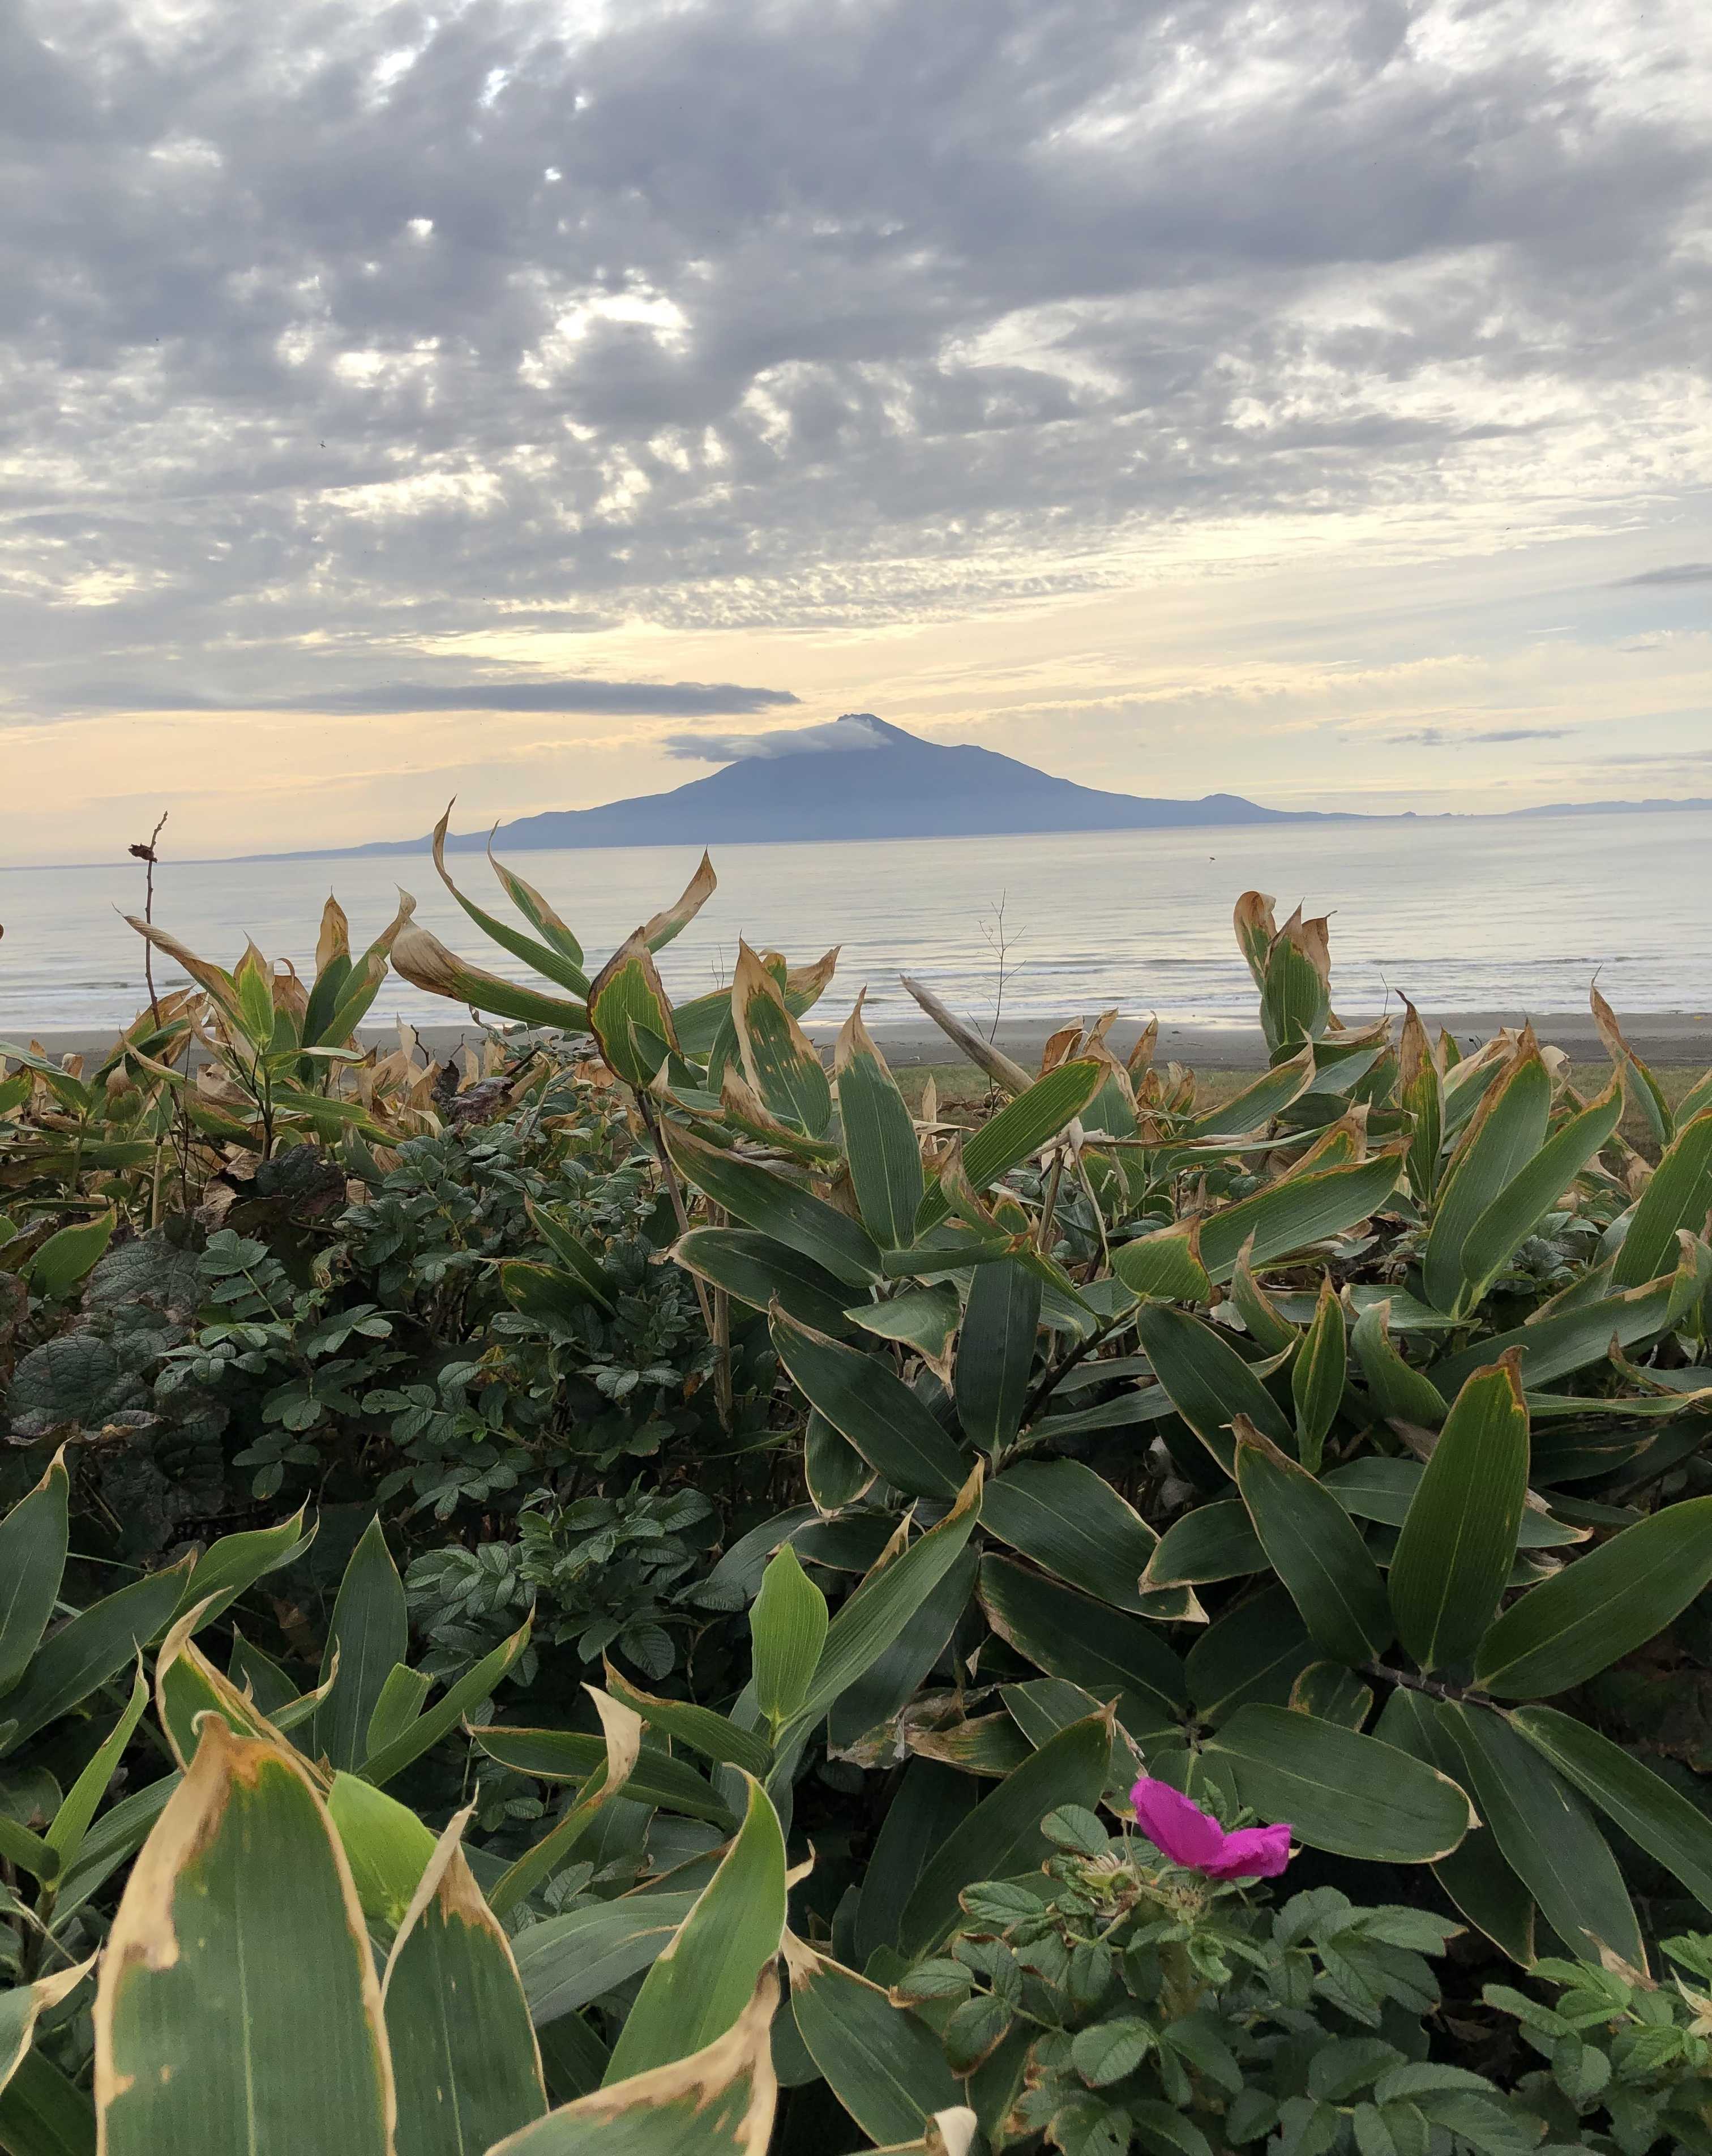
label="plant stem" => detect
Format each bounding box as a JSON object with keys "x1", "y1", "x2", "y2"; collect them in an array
[{"x1": 635, "y1": 1088, "x2": 730, "y2": 1431}]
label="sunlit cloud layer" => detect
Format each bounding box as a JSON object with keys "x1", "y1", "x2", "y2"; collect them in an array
[{"x1": 2, "y1": 0, "x2": 1709, "y2": 859}]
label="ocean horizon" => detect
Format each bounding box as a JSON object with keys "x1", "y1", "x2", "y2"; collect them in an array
[{"x1": 4, "y1": 805, "x2": 1710, "y2": 1037}]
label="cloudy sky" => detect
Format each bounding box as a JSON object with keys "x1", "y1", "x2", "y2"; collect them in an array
[{"x1": 3, "y1": 0, "x2": 1710, "y2": 862}]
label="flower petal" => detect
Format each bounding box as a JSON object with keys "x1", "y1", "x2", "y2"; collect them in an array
[
  {"x1": 1201, "y1": 1822, "x2": 1293, "y2": 1880},
  {"x1": 1129, "y1": 1777, "x2": 1226, "y2": 1869}
]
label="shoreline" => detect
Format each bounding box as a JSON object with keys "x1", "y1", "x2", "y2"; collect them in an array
[{"x1": 11, "y1": 1010, "x2": 1710, "y2": 1075}]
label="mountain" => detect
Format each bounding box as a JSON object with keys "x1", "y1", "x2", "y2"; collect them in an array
[{"x1": 336, "y1": 713, "x2": 1346, "y2": 855}]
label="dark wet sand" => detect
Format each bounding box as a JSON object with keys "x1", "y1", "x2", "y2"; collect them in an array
[{"x1": 15, "y1": 1011, "x2": 1711, "y2": 1074}]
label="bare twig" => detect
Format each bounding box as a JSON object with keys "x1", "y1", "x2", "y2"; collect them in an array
[{"x1": 129, "y1": 812, "x2": 169, "y2": 1026}]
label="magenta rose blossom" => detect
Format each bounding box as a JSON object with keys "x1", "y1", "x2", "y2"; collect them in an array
[{"x1": 1130, "y1": 1777, "x2": 1292, "y2": 1881}]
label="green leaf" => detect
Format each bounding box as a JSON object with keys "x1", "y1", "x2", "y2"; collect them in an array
[
  {"x1": 488, "y1": 1692, "x2": 644, "y2": 1919},
  {"x1": 426, "y1": 807, "x2": 591, "y2": 994},
  {"x1": 916, "y1": 1060, "x2": 1105, "y2": 1233},
  {"x1": 389, "y1": 919, "x2": 590, "y2": 1032},
  {"x1": 1475, "y1": 1494, "x2": 1712, "y2": 1698},
  {"x1": 25, "y1": 1210, "x2": 116, "y2": 1301},
  {"x1": 1140, "y1": 1501, "x2": 1265, "y2": 1592},
  {"x1": 0, "y1": 1451, "x2": 69, "y2": 1701},
  {"x1": 1421, "y1": 1043, "x2": 1553, "y2": 1314},
  {"x1": 1388, "y1": 1358, "x2": 1530, "y2": 1674},
  {"x1": 1185, "y1": 1586, "x2": 1317, "y2": 1725},
  {"x1": 604, "y1": 1775, "x2": 787, "y2": 2083},
  {"x1": 835, "y1": 1001, "x2": 925, "y2": 1248},
  {"x1": 382, "y1": 1810, "x2": 547, "y2": 2154},
  {"x1": 1183, "y1": 1047, "x2": 1317, "y2": 1139},
  {"x1": 314, "y1": 1516, "x2": 409, "y2": 1774},
  {"x1": 487, "y1": 1973, "x2": 779, "y2": 2156},
  {"x1": 769, "y1": 1306, "x2": 969, "y2": 1499},
  {"x1": 786, "y1": 1944, "x2": 962, "y2": 2145},
  {"x1": 513, "y1": 1893, "x2": 701, "y2": 2027},
  {"x1": 1436, "y1": 1700, "x2": 1644, "y2": 1969},
  {"x1": 898, "y1": 1710, "x2": 1112, "y2": 1953},
  {"x1": 1351, "y1": 1303, "x2": 1448, "y2": 1428},
  {"x1": 1111, "y1": 1224, "x2": 1210, "y2": 1304},
  {"x1": 956, "y1": 1257, "x2": 1042, "y2": 1456},
  {"x1": 44, "y1": 1665, "x2": 149, "y2": 1870},
  {"x1": 1291, "y1": 1276, "x2": 1346, "y2": 1473},
  {"x1": 587, "y1": 935, "x2": 679, "y2": 1091},
  {"x1": 1510, "y1": 1703, "x2": 1712, "y2": 1917},
  {"x1": 1613, "y1": 1108, "x2": 1712, "y2": 1286},
  {"x1": 365, "y1": 1663, "x2": 434, "y2": 1759},
  {"x1": 175, "y1": 1506, "x2": 313, "y2": 1628},
  {"x1": 675, "y1": 1228, "x2": 861, "y2": 1337},
  {"x1": 0, "y1": 1958, "x2": 95, "y2": 2123},
  {"x1": 524, "y1": 1200, "x2": 615, "y2": 1312},
  {"x1": 1372, "y1": 1688, "x2": 1535, "y2": 1966},
  {"x1": 0, "y1": 1562, "x2": 190, "y2": 1753},
  {"x1": 803, "y1": 1409, "x2": 876, "y2": 1511},
  {"x1": 1234, "y1": 1422, "x2": 1394, "y2": 1665},
  {"x1": 1203, "y1": 1705, "x2": 1474, "y2": 1863},
  {"x1": 362, "y1": 1618, "x2": 531, "y2": 1787},
  {"x1": 601, "y1": 1669, "x2": 773, "y2": 1778},
  {"x1": 775, "y1": 1469, "x2": 983, "y2": 1754},
  {"x1": 1199, "y1": 1152, "x2": 1407, "y2": 1285},
  {"x1": 849, "y1": 1287, "x2": 960, "y2": 1364},
  {"x1": 730, "y1": 941, "x2": 833, "y2": 1135},
  {"x1": 1457, "y1": 1084, "x2": 1623, "y2": 1307},
  {"x1": 1430, "y1": 1255, "x2": 1695, "y2": 1394},
  {"x1": 502, "y1": 1260, "x2": 608, "y2": 1328},
  {"x1": 327, "y1": 1770, "x2": 440, "y2": 1928},
  {"x1": 751, "y1": 1546, "x2": 829, "y2": 1732},
  {"x1": 977, "y1": 1555, "x2": 1187, "y2": 1737},
  {"x1": 983, "y1": 1460, "x2": 1180, "y2": 1618},
  {"x1": 666, "y1": 1125, "x2": 880, "y2": 1285},
  {"x1": 93, "y1": 1721, "x2": 392, "y2": 2156},
  {"x1": 470, "y1": 1725, "x2": 736, "y2": 1829},
  {"x1": 1134, "y1": 1305, "x2": 1294, "y2": 1474}
]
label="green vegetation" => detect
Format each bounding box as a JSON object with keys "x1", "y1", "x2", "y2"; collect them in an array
[{"x1": 4, "y1": 843, "x2": 1712, "y2": 2152}]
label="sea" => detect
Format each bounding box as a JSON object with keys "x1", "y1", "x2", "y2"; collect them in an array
[{"x1": 2, "y1": 810, "x2": 1709, "y2": 1038}]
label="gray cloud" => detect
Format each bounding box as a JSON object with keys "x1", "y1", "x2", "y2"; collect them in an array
[
  {"x1": 1615, "y1": 563, "x2": 1712, "y2": 587},
  {"x1": 661, "y1": 715, "x2": 887, "y2": 761},
  {"x1": 1390, "y1": 726, "x2": 1574, "y2": 747},
  {"x1": 0, "y1": 0, "x2": 1708, "y2": 718},
  {"x1": 53, "y1": 678, "x2": 799, "y2": 717}
]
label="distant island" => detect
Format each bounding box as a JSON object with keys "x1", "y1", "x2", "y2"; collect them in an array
[
  {"x1": 256, "y1": 713, "x2": 1712, "y2": 859},
  {"x1": 289, "y1": 713, "x2": 1355, "y2": 857}
]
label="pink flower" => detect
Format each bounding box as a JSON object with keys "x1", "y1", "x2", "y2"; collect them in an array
[{"x1": 1129, "y1": 1777, "x2": 1292, "y2": 1881}]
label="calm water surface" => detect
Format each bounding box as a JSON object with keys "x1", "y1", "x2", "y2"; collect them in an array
[{"x1": 2, "y1": 812, "x2": 1708, "y2": 1034}]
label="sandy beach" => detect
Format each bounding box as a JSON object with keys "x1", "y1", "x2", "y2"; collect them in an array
[{"x1": 14, "y1": 1009, "x2": 1710, "y2": 1075}]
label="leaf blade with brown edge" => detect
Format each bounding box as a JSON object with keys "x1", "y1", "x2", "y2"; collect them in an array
[
  {"x1": 1420, "y1": 1034, "x2": 1552, "y2": 1314},
  {"x1": 1201, "y1": 1704, "x2": 1474, "y2": 1864},
  {"x1": 898, "y1": 1708, "x2": 1113, "y2": 1955},
  {"x1": 637, "y1": 849, "x2": 717, "y2": 953},
  {"x1": 1474, "y1": 1493, "x2": 1712, "y2": 1699},
  {"x1": 730, "y1": 939, "x2": 832, "y2": 1135},
  {"x1": 784, "y1": 1935, "x2": 962, "y2": 2146},
  {"x1": 602, "y1": 1774, "x2": 787, "y2": 2084},
  {"x1": 391, "y1": 916, "x2": 590, "y2": 1032},
  {"x1": 1613, "y1": 1107, "x2": 1712, "y2": 1287},
  {"x1": 427, "y1": 803, "x2": 591, "y2": 996},
  {"x1": 588, "y1": 932, "x2": 679, "y2": 1092},
  {"x1": 487, "y1": 1687, "x2": 644, "y2": 1918},
  {"x1": 769, "y1": 1305, "x2": 969, "y2": 1500},
  {"x1": 835, "y1": 991, "x2": 925, "y2": 1250},
  {"x1": 485, "y1": 1968, "x2": 780, "y2": 2156},
  {"x1": 1386, "y1": 1355, "x2": 1530, "y2": 1676},
  {"x1": 382, "y1": 1804, "x2": 547, "y2": 2153},
  {"x1": 1233, "y1": 1417, "x2": 1395, "y2": 1666},
  {"x1": 93, "y1": 1719, "x2": 395, "y2": 2156},
  {"x1": 1436, "y1": 1699, "x2": 1645, "y2": 1970}
]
